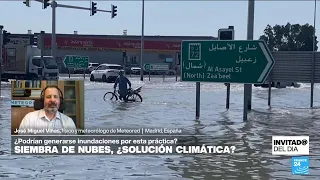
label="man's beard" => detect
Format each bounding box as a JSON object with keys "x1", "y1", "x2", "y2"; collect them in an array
[{"x1": 44, "y1": 102, "x2": 58, "y2": 114}]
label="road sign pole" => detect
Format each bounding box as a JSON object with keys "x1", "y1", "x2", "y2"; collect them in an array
[
  {"x1": 243, "y1": 0, "x2": 255, "y2": 121},
  {"x1": 268, "y1": 80, "x2": 272, "y2": 106},
  {"x1": 175, "y1": 52, "x2": 179, "y2": 82},
  {"x1": 196, "y1": 82, "x2": 200, "y2": 119},
  {"x1": 175, "y1": 67, "x2": 178, "y2": 81},
  {"x1": 226, "y1": 84, "x2": 230, "y2": 109}
]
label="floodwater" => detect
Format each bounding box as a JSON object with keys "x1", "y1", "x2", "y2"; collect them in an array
[{"x1": 0, "y1": 75, "x2": 320, "y2": 179}]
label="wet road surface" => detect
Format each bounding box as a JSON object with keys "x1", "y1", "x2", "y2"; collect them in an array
[{"x1": 0, "y1": 75, "x2": 319, "y2": 179}]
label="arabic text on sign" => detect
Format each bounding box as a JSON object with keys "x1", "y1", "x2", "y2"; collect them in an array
[
  {"x1": 238, "y1": 44, "x2": 257, "y2": 53},
  {"x1": 184, "y1": 62, "x2": 206, "y2": 70},
  {"x1": 208, "y1": 43, "x2": 258, "y2": 52},
  {"x1": 236, "y1": 56, "x2": 257, "y2": 64}
]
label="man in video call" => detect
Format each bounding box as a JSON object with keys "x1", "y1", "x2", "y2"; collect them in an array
[{"x1": 17, "y1": 85, "x2": 77, "y2": 135}]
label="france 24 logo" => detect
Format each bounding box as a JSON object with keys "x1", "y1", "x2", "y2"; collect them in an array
[
  {"x1": 292, "y1": 156, "x2": 309, "y2": 175},
  {"x1": 272, "y1": 136, "x2": 309, "y2": 156}
]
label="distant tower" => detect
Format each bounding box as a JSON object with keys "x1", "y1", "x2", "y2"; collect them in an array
[
  {"x1": 123, "y1": 30, "x2": 127, "y2": 36},
  {"x1": 74, "y1": 31, "x2": 78, "y2": 35},
  {"x1": 27, "y1": 30, "x2": 32, "y2": 34}
]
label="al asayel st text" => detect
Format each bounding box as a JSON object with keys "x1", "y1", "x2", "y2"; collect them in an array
[{"x1": 12, "y1": 128, "x2": 236, "y2": 155}]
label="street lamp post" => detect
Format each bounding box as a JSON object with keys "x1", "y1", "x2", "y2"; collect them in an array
[
  {"x1": 311, "y1": 0, "x2": 317, "y2": 107},
  {"x1": 51, "y1": 0, "x2": 57, "y2": 60},
  {"x1": 140, "y1": 0, "x2": 145, "y2": 81}
]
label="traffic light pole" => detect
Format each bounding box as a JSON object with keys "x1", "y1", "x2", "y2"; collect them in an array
[
  {"x1": 0, "y1": 25, "x2": 3, "y2": 98},
  {"x1": 32, "y1": 0, "x2": 112, "y2": 60},
  {"x1": 56, "y1": 3, "x2": 111, "y2": 13}
]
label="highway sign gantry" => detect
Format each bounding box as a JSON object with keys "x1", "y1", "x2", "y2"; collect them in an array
[
  {"x1": 63, "y1": 55, "x2": 89, "y2": 68},
  {"x1": 180, "y1": 40, "x2": 275, "y2": 84},
  {"x1": 144, "y1": 63, "x2": 169, "y2": 71}
]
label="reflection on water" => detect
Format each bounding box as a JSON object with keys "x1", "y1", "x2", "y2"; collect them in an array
[{"x1": 0, "y1": 77, "x2": 320, "y2": 179}]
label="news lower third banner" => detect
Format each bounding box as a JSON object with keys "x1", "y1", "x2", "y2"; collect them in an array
[{"x1": 11, "y1": 135, "x2": 237, "y2": 155}]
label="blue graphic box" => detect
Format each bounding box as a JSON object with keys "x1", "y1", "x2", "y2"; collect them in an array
[{"x1": 292, "y1": 156, "x2": 309, "y2": 175}]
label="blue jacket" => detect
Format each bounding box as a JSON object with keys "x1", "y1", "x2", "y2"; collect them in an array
[{"x1": 114, "y1": 75, "x2": 131, "y2": 96}]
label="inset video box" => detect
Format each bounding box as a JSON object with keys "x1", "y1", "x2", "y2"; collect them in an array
[{"x1": 11, "y1": 80, "x2": 85, "y2": 135}]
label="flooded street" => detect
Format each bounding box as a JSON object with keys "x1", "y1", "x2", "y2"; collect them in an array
[{"x1": 1, "y1": 75, "x2": 320, "y2": 179}]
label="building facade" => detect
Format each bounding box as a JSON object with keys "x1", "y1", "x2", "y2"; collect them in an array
[{"x1": 4, "y1": 33, "x2": 217, "y2": 74}]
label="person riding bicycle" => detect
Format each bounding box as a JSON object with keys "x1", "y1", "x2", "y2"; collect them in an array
[{"x1": 113, "y1": 69, "x2": 132, "y2": 102}]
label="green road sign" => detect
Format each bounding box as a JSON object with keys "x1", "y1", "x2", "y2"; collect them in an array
[
  {"x1": 63, "y1": 56, "x2": 89, "y2": 68},
  {"x1": 144, "y1": 63, "x2": 169, "y2": 71},
  {"x1": 144, "y1": 64, "x2": 151, "y2": 71},
  {"x1": 181, "y1": 40, "x2": 275, "y2": 84}
]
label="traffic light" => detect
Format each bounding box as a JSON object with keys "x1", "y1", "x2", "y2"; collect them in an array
[
  {"x1": 91, "y1": 1, "x2": 97, "y2": 16},
  {"x1": 111, "y1": 4, "x2": 117, "y2": 18},
  {"x1": 218, "y1": 28, "x2": 234, "y2": 40},
  {"x1": 43, "y1": 0, "x2": 50, "y2": 9},
  {"x1": 23, "y1": 0, "x2": 30, "y2": 7},
  {"x1": 3, "y1": 30, "x2": 11, "y2": 45},
  {"x1": 33, "y1": 35, "x2": 38, "y2": 46}
]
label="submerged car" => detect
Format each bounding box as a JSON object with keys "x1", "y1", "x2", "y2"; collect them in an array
[
  {"x1": 90, "y1": 64, "x2": 123, "y2": 83},
  {"x1": 87, "y1": 62, "x2": 100, "y2": 73}
]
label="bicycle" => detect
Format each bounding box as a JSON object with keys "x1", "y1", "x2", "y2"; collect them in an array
[{"x1": 103, "y1": 86, "x2": 143, "y2": 102}]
